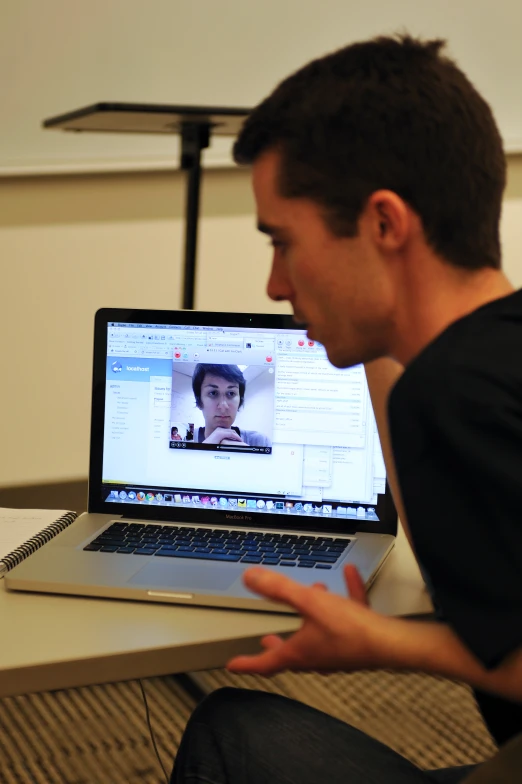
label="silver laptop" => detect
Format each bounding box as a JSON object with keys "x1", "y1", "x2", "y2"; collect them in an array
[{"x1": 6, "y1": 308, "x2": 396, "y2": 613}]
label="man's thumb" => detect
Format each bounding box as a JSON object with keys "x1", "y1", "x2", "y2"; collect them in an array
[{"x1": 344, "y1": 564, "x2": 369, "y2": 605}]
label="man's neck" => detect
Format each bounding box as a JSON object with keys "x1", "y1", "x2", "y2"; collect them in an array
[{"x1": 392, "y1": 266, "x2": 514, "y2": 366}]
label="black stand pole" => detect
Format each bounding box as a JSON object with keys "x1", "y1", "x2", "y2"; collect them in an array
[{"x1": 180, "y1": 122, "x2": 210, "y2": 310}]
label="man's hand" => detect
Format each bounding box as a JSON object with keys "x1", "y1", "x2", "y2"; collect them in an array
[
  {"x1": 227, "y1": 567, "x2": 522, "y2": 702},
  {"x1": 227, "y1": 565, "x2": 393, "y2": 676},
  {"x1": 202, "y1": 428, "x2": 244, "y2": 445}
]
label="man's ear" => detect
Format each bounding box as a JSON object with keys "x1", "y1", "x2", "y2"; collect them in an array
[{"x1": 365, "y1": 190, "x2": 413, "y2": 252}]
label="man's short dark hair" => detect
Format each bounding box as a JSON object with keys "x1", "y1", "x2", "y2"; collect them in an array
[
  {"x1": 192, "y1": 364, "x2": 246, "y2": 409},
  {"x1": 234, "y1": 34, "x2": 506, "y2": 270}
]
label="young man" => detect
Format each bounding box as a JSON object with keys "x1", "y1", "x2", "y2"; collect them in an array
[{"x1": 171, "y1": 35, "x2": 522, "y2": 783}]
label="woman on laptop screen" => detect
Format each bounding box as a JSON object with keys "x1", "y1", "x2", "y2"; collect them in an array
[{"x1": 192, "y1": 363, "x2": 272, "y2": 448}]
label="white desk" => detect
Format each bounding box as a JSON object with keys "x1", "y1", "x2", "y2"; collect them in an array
[{"x1": 0, "y1": 525, "x2": 431, "y2": 699}]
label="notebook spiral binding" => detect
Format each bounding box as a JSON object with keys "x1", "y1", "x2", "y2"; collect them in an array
[{"x1": 0, "y1": 511, "x2": 78, "y2": 572}]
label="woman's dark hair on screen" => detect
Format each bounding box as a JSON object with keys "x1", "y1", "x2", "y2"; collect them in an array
[
  {"x1": 192, "y1": 364, "x2": 246, "y2": 410},
  {"x1": 233, "y1": 34, "x2": 506, "y2": 271}
]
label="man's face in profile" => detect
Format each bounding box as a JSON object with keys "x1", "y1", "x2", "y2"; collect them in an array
[
  {"x1": 252, "y1": 149, "x2": 394, "y2": 369},
  {"x1": 199, "y1": 373, "x2": 241, "y2": 432}
]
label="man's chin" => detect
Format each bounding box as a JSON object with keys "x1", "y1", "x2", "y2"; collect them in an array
[
  {"x1": 326, "y1": 353, "x2": 355, "y2": 369},
  {"x1": 306, "y1": 329, "x2": 375, "y2": 368},
  {"x1": 293, "y1": 314, "x2": 308, "y2": 328},
  {"x1": 324, "y1": 344, "x2": 368, "y2": 369}
]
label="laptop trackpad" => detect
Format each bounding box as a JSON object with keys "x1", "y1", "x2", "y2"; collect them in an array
[{"x1": 128, "y1": 560, "x2": 238, "y2": 592}]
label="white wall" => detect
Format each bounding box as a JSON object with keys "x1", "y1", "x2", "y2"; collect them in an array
[
  {"x1": 4, "y1": 0, "x2": 522, "y2": 175},
  {"x1": 1, "y1": 159, "x2": 521, "y2": 486},
  {"x1": 170, "y1": 371, "x2": 205, "y2": 433},
  {"x1": 234, "y1": 370, "x2": 275, "y2": 439}
]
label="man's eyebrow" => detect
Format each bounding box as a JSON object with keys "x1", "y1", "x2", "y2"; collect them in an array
[
  {"x1": 257, "y1": 221, "x2": 282, "y2": 236},
  {"x1": 203, "y1": 382, "x2": 238, "y2": 388}
]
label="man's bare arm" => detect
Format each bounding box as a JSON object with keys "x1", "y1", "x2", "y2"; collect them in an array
[
  {"x1": 395, "y1": 619, "x2": 522, "y2": 701},
  {"x1": 364, "y1": 358, "x2": 411, "y2": 543}
]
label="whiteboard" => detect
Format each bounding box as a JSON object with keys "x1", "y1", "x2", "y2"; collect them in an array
[{"x1": 2, "y1": 0, "x2": 521, "y2": 176}]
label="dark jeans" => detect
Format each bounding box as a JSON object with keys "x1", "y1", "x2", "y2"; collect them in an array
[{"x1": 171, "y1": 687, "x2": 479, "y2": 784}]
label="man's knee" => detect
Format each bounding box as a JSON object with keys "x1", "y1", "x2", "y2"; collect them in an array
[{"x1": 188, "y1": 687, "x2": 296, "y2": 736}]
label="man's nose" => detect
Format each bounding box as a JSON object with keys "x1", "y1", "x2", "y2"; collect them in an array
[{"x1": 266, "y1": 255, "x2": 293, "y2": 302}]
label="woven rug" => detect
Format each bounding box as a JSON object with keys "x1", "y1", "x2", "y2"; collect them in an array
[{"x1": 0, "y1": 670, "x2": 497, "y2": 784}]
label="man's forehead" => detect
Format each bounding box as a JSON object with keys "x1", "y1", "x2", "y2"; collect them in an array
[
  {"x1": 252, "y1": 147, "x2": 280, "y2": 182},
  {"x1": 203, "y1": 377, "x2": 238, "y2": 386},
  {"x1": 252, "y1": 148, "x2": 283, "y2": 207},
  {"x1": 253, "y1": 150, "x2": 327, "y2": 232}
]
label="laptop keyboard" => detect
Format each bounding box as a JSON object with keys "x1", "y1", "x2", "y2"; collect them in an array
[{"x1": 83, "y1": 522, "x2": 351, "y2": 570}]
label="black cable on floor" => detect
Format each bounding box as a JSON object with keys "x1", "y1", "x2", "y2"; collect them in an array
[{"x1": 139, "y1": 679, "x2": 169, "y2": 784}]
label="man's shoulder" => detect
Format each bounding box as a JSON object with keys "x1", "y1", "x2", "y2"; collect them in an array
[{"x1": 394, "y1": 288, "x2": 522, "y2": 403}]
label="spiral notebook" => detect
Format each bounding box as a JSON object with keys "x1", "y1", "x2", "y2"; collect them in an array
[{"x1": 0, "y1": 508, "x2": 78, "y2": 578}]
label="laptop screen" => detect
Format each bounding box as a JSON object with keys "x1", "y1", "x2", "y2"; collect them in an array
[{"x1": 90, "y1": 310, "x2": 395, "y2": 534}]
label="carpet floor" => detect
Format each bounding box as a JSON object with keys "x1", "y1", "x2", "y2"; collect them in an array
[{"x1": 0, "y1": 668, "x2": 498, "y2": 784}]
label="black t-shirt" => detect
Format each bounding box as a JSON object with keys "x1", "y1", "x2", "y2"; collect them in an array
[{"x1": 388, "y1": 289, "x2": 522, "y2": 746}]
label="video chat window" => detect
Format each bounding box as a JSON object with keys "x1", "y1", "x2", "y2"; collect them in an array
[{"x1": 170, "y1": 360, "x2": 275, "y2": 454}]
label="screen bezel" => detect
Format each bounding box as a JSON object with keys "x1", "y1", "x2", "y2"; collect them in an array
[{"x1": 88, "y1": 307, "x2": 397, "y2": 537}]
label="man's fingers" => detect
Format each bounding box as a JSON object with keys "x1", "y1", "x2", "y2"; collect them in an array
[
  {"x1": 223, "y1": 429, "x2": 243, "y2": 441},
  {"x1": 260, "y1": 634, "x2": 285, "y2": 650},
  {"x1": 227, "y1": 647, "x2": 291, "y2": 675},
  {"x1": 228, "y1": 630, "x2": 295, "y2": 674},
  {"x1": 344, "y1": 564, "x2": 369, "y2": 605},
  {"x1": 242, "y1": 567, "x2": 316, "y2": 614},
  {"x1": 312, "y1": 582, "x2": 328, "y2": 591}
]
